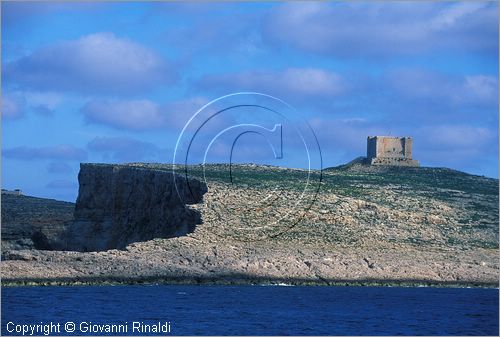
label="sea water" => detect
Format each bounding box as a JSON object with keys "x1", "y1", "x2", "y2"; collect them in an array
[{"x1": 2, "y1": 285, "x2": 498, "y2": 335}]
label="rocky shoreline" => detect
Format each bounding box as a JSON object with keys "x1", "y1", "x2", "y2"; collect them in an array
[
  {"x1": 2, "y1": 163, "x2": 498, "y2": 288},
  {"x1": 2, "y1": 236, "x2": 498, "y2": 288},
  {"x1": 4, "y1": 277, "x2": 497, "y2": 288}
]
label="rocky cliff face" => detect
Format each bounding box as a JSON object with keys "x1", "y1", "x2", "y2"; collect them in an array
[
  {"x1": 61, "y1": 164, "x2": 207, "y2": 252},
  {"x1": 2, "y1": 163, "x2": 498, "y2": 287}
]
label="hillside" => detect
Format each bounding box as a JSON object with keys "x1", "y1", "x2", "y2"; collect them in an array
[
  {"x1": 1, "y1": 163, "x2": 498, "y2": 287},
  {"x1": 1, "y1": 194, "x2": 73, "y2": 251}
]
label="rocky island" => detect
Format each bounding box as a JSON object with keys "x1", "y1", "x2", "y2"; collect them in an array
[{"x1": 1, "y1": 162, "x2": 498, "y2": 287}]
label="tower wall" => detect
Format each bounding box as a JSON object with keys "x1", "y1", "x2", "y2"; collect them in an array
[{"x1": 366, "y1": 136, "x2": 419, "y2": 166}]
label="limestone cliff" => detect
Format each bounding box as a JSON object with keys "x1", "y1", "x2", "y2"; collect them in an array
[
  {"x1": 2, "y1": 163, "x2": 498, "y2": 287},
  {"x1": 61, "y1": 164, "x2": 207, "y2": 252}
]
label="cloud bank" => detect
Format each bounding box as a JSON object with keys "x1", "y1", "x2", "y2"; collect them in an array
[
  {"x1": 264, "y1": 2, "x2": 498, "y2": 58},
  {"x1": 4, "y1": 32, "x2": 174, "y2": 95},
  {"x1": 3, "y1": 145, "x2": 87, "y2": 161}
]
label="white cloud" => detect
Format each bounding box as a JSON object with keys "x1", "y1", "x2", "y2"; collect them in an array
[
  {"x1": 3, "y1": 145, "x2": 87, "y2": 161},
  {"x1": 414, "y1": 124, "x2": 498, "y2": 173},
  {"x1": 24, "y1": 91, "x2": 64, "y2": 110},
  {"x1": 87, "y1": 136, "x2": 162, "y2": 162},
  {"x1": 1, "y1": 93, "x2": 25, "y2": 120},
  {"x1": 280, "y1": 68, "x2": 343, "y2": 96},
  {"x1": 309, "y1": 117, "x2": 387, "y2": 154},
  {"x1": 264, "y1": 2, "x2": 497, "y2": 57},
  {"x1": 463, "y1": 75, "x2": 498, "y2": 104},
  {"x1": 82, "y1": 99, "x2": 164, "y2": 130},
  {"x1": 417, "y1": 125, "x2": 495, "y2": 151},
  {"x1": 81, "y1": 97, "x2": 208, "y2": 131},
  {"x1": 386, "y1": 69, "x2": 498, "y2": 108},
  {"x1": 197, "y1": 67, "x2": 344, "y2": 100},
  {"x1": 430, "y1": 2, "x2": 488, "y2": 30},
  {"x1": 4, "y1": 32, "x2": 174, "y2": 94},
  {"x1": 2, "y1": 90, "x2": 70, "y2": 119}
]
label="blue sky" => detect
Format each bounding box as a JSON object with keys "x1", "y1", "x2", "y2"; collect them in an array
[{"x1": 2, "y1": 1, "x2": 498, "y2": 202}]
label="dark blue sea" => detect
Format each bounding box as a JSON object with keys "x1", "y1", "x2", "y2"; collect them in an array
[{"x1": 2, "y1": 285, "x2": 498, "y2": 336}]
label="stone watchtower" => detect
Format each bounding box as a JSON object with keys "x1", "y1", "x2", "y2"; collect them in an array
[{"x1": 366, "y1": 136, "x2": 419, "y2": 167}]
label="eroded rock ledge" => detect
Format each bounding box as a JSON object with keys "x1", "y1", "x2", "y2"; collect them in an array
[
  {"x1": 60, "y1": 164, "x2": 207, "y2": 252},
  {"x1": 2, "y1": 163, "x2": 498, "y2": 287}
]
